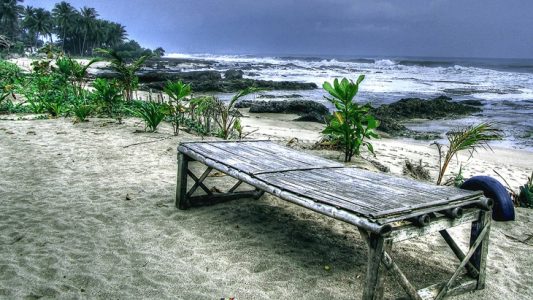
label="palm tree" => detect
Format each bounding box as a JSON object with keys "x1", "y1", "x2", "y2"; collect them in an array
[
  {"x1": 79, "y1": 6, "x2": 98, "y2": 56},
  {"x1": 96, "y1": 48, "x2": 151, "y2": 101},
  {"x1": 52, "y1": 1, "x2": 75, "y2": 51},
  {"x1": 104, "y1": 22, "x2": 127, "y2": 48},
  {"x1": 32, "y1": 8, "x2": 53, "y2": 43},
  {"x1": 0, "y1": 0, "x2": 24, "y2": 40}
]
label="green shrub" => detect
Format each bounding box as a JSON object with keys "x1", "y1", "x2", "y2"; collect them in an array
[
  {"x1": 322, "y1": 75, "x2": 380, "y2": 162},
  {"x1": 163, "y1": 80, "x2": 191, "y2": 135},
  {"x1": 518, "y1": 172, "x2": 533, "y2": 208},
  {"x1": 71, "y1": 100, "x2": 94, "y2": 122},
  {"x1": 213, "y1": 88, "x2": 259, "y2": 140},
  {"x1": 91, "y1": 78, "x2": 124, "y2": 121},
  {"x1": 130, "y1": 101, "x2": 167, "y2": 132},
  {"x1": 432, "y1": 123, "x2": 502, "y2": 185}
]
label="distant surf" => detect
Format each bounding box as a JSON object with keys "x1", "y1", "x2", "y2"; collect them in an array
[{"x1": 166, "y1": 53, "x2": 533, "y2": 150}]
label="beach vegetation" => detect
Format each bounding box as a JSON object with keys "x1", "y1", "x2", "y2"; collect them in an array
[
  {"x1": 71, "y1": 99, "x2": 93, "y2": 122},
  {"x1": 433, "y1": 123, "x2": 502, "y2": 185},
  {"x1": 96, "y1": 48, "x2": 150, "y2": 101},
  {"x1": 91, "y1": 78, "x2": 124, "y2": 121},
  {"x1": 130, "y1": 101, "x2": 167, "y2": 132},
  {"x1": 322, "y1": 75, "x2": 380, "y2": 162},
  {"x1": 214, "y1": 87, "x2": 259, "y2": 140},
  {"x1": 494, "y1": 170, "x2": 533, "y2": 208},
  {"x1": 402, "y1": 159, "x2": 431, "y2": 181},
  {"x1": 163, "y1": 80, "x2": 191, "y2": 135}
]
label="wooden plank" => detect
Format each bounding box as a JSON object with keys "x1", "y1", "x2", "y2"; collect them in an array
[
  {"x1": 244, "y1": 141, "x2": 343, "y2": 168},
  {"x1": 417, "y1": 276, "x2": 477, "y2": 300},
  {"x1": 440, "y1": 230, "x2": 479, "y2": 278},
  {"x1": 178, "y1": 145, "x2": 392, "y2": 234},
  {"x1": 434, "y1": 223, "x2": 490, "y2": 300},
  {"x1": 470, "y1": 210, "x2": 491, "y2": 290},
  {"x1": 181, "y1": 143, "x2": 263, "y2": 174},
  {"x1": 358, "y1": 228, "x2": 422, "y2": 300},
  {"x1": 390, "y1": 210, "x2": 479, "y2": 242},
  {"x1": 186, "y1": 167, "x2": 213, "y2": 197},
  {"x1": 175, "y1": 153, "x2": 190, "y2": 210},
  {"x1": 363, "y1": 233, "x2": 386, "y2": 300}
]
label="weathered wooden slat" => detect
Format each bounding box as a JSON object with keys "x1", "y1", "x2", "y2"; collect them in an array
[
  {"x1": 178, "y1": 145, "x2": 392, "y2": 234},
  {"x1": 470, "y1": 210, "x2": 491, "y2": 290},
  {"x1": 363, "y1": 233, "x2": 386, "y2": 300},
  {"x1": 258, "y1": 169, "x2": 481, "y2": 220},
  {"x1": 434, "y1": 222, "x2": 490, "y2": 300},
  {"x1": 389, "y1": 210, "x2": 479, "y2": 242},
  {"x1": 358, "y1": 228, "x2": 422, "y2": 300},
  {"x1": 208, "y1": 142, "x2": 291, "y2": 170},
  {"x1": 245, "y1": 141, "x2": 343, "y2": 168},
  {"x1": 180, "y1": 143, "x2": 263, "y2": 174},
  {"x1": 439, "y1": 230, "x2": 480, "y2": 278},
  {"x1": 417, "y1": 276, "x2": 477, "y2": 300},
  {"x1": 175, "y1": 153, "x2": 190, "y2": 209}
]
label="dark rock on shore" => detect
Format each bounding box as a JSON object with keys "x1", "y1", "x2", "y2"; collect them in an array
[
  {"x1": 238, "y1": 100, "x2": 329, "y2": 123},
  {"x1": 460, "y1": 100, "x2": 484, "y2": 106},
  {"x1": 96, "y1": 68, "x2": 317, "y2": 93},
  {"x1": 224, "y1": 69, "x2": 244, "y2": 80},
  {"x1": 371, "y1": 95, "x2": 482, "y2": 137},
  {"x1": 373, "y1": 96, "x2": 481, "y2": 120}
]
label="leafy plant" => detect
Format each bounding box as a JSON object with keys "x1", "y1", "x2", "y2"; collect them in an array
[
  {"x1": 322, "y1": 75, "x2": 380, "y2": 162},
  {"x1": 71, "y1": 99, "x2": 94, "y2": 122},
  {"x1": 55, "y1": 56, "x2": 99, "y2": 98},
  {"x1": 214, "y1": 87, "x2": 259, "y2": 140},
  {"x1": 91, "y1": 78, "x2": 123, "y2": 121},
  {"x1": 432, "y1": 123, "x2": 502, "y2": 185},
  {"x1": 130, "y1": 101, "x2": 167, "y2": 132},
  {"x1": 163, "y1": 80, "x2": 191, "y2": 135},
  {"x1": 96, "y1": 48, "x2": 150, "y2": 101},
  {"x1": 518, "y1": 172, "x2": 533, "y2": 208}
]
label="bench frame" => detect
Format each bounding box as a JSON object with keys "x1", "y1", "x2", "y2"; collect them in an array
[{"x1": 176, "y1": 150, "x2": 491, "y2": 300}]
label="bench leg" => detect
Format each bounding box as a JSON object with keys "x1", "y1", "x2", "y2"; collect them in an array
[
  {"x1": 469, "y1": 210, "x2": 491, "y2": 290},
  {"x1": 176, "y1": 152, "x2": 190, "y2": 210},
  {"x1": 363, "y1": 233, "x2": 386, "y2": 300}
]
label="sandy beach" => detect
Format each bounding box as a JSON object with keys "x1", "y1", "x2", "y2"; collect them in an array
[{"x1": 0, "y1": 112, "x2": 532, "y2": 299}]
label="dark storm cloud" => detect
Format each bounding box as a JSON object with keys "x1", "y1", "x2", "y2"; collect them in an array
[{"x1": 27, "y1": 0, "x2": 533, "y2": 58}]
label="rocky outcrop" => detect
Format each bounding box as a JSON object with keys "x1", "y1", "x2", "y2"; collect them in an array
[
  {"x1": 224, "y1": 69, "x2": 244, "y2": 80},
  {"x1": 371, "y1": 95, "x2": 483, "y2": 137},
  {"x1": 237, "y1": 100, "x2": 329, "y2": 123}
]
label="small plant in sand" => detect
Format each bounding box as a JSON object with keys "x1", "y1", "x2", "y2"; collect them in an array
[
  {"x1": 403, "y1": 159, "x2": 431, "y2": 181},
  {"x1": 0, "y1": 60, "x2": 22, "y2": 109},
  {"x1": 91, "y1": 78, "x2": 124, "y2": 121},
  {"x1": 188, "y1": 96, "x2": 217, "y2": 133},
  {"x1": 55, "y1": 56, "x2": 100, "y2": 98},
  {"x1": 96, "y1": 48, "x2": 150, "y2": 101},
  {"x1": 494, "y1": 170, "x2": 533, "y2": 208},
  {"x1": 322, "y1": 75, "x2": 380, "y2": 162},
  {"x1": 130, "y1": 101, "x2": 167, "y2": 132},
  {"x1": 214, "y1": 87, "x2": 259, "y2": 140},
  {"x1": 433, "y1": 123, "x2": 502, "y2": 185},
  {"x1": 164, "y1": 80, "x2": 191, "y2": 135}
]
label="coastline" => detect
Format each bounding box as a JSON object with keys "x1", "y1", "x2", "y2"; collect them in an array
[{"x1": 0, "y1": 114, "x2": 531, "y2": 299}]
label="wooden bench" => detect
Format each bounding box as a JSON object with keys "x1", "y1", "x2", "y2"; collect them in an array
[{"x1": 175, "y1": 140, "x2": 492, "y2": 300}]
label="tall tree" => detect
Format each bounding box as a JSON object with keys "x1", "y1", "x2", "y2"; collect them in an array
[
  {"x1": 0, "y1": 0, "x2": 24, "y2": 40},
  {"x1": 79, "y1": 6, "x2": 97, "y2": 56},
  {"x1": 52, "y1": 1, "x2": 75, "y2": 51}
]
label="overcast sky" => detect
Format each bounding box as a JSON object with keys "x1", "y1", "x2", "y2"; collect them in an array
[{"x1": 27, "y1": 0, "x2": 533, "y2": 59}]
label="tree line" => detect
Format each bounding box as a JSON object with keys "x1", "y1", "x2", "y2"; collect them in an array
[{"x1": 0, "y1": 0, "x2": 164, "y2": 59}]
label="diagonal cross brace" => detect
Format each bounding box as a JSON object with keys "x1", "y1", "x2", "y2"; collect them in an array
[
  {"x1": 186, "y1": 167, "x2": 213, "y2": 197},
  {"x1": 434, "y1": 223, "x2": 490, "y2": 300}
]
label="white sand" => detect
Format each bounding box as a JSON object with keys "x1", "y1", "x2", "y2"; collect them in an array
[{"x1": 0, "y1": 113, "x2": 532, "y2": 299}]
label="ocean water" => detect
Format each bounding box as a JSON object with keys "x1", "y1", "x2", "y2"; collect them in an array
[{"x1": 166, "y1": 53, "x2": 533, "y2": 151}]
